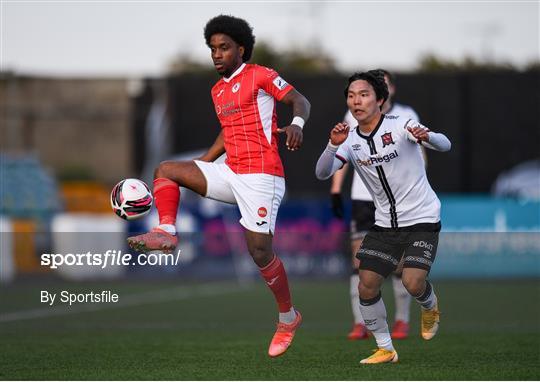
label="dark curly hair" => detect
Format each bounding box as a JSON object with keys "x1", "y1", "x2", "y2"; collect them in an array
[
  {"x1": 344, "y1": 70, "x2": 389, "y2": 110},
  {"x1": 204, "y1": 15, "x2": 255, "y2": 62}
]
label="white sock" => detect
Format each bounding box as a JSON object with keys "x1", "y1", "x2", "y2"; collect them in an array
[
  {"x1": 350, "y1": 274, "x2": 365, "y2": 325},
  {"x1": 157, "y1": 224, "x2": 176, "y2": 235},
  {"x1": 416, "y1": 281, "x2": 437, "y2": 310},
  {"x1": 392, "y1": 274, "x2": 411, "y2": 323},
  {"x1": 279, "y1": 307, "x2": 296, "y2": 324},
  {"x1": 359, "y1": 294, "x2": 394, "y2": 351}
]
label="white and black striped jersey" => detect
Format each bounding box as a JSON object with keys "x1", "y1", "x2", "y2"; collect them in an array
[
  {"x1": 333, "y1": 114, "x2": 446, "y2": 228},
  {"x1": 344, "y1": 104, "x2": 420, "y2": 201}
]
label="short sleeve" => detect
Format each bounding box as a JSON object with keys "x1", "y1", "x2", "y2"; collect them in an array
[{"x1": 257, "y1": 66, "x2": 294, "y2": 101}]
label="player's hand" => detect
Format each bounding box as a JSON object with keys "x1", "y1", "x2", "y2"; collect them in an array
[
  {"x1": 331, "y1": 193, "x2": 344, "y2": 219},
  {"x1": 277, "y1": 124, "x2": 303, "y2": 151},
  {"x1": 330, "y1": 123, "x2": 350, "y2": 146},
  {"x1": 407, "y1": 126, "x2": 430, "y2": 143}
]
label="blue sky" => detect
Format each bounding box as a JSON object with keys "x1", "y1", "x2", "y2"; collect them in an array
[{"x1": 2, "y1": 1, "x2": 538, "y2": 76}]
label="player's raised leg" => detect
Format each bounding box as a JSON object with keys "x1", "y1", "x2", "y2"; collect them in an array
[
  {"x1": 127, "y1": 160, "x2": 207, "y2": 252},
  {"x1": 402, "y1": 267, "x2": 440, "y2": 340},
  {"x1": 245, "y1": 231, "x2": 301, "y2": 357}
]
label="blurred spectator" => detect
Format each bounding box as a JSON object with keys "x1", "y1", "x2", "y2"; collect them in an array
[{"x1": 492, "y1": 159, "x2": 540, "y2": 200}]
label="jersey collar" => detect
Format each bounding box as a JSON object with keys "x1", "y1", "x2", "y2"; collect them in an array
[
  {"x1": 223, "y1": 63, "x2": 246, "y2": 83},
  {"x1": 356, "y1": 114, "x2": 385, "y2": 140}
]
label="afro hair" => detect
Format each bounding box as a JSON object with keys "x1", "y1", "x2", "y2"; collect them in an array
[{"x1": 204, "y1": 15, "x2": 255, "y2": 62}]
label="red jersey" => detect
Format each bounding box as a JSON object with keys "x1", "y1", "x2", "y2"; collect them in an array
[{"x1": 211, "y1": 63, "x2": 294, "y2": 177}]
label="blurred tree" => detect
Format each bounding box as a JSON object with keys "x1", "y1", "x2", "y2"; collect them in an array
[
  {"x1": 252, "y1": 41, "x2": 336, "y2": 73},
  {"x1": 417, "y1": 53, "x2": 538, "y2": 72},
  {"x1": 168, "y1": 41, "x2": 337, "y2": 74},
  {"x1": 524, "y1": 61, "x2": 540, "y2": 71},
  {"x1": 251, "y1": 41, "x2": 279, "y2": 69},
  {"x1": 168, "y1": 54, "x2": 214, "y2": 75}
]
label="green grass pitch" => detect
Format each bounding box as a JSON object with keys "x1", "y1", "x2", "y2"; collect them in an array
[{"x1": 1, "y1": 279, "x2": 539, "y2": 380}]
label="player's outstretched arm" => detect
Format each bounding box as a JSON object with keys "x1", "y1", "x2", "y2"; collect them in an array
[
  {"x1": 277, "y1": 89, "x2": 311, "y2": 151},
  {"x1": 197, "y1": 131, "x2": 226, "y2": 162},
  {"x1": 406, "y1": 126, "x2": 451, "y2": 152}
]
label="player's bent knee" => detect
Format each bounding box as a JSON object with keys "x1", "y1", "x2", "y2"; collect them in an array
[
  {"x1": 358, "y1": 281, "x2": 379, "y2": 300},
  {"x1": 402, "y1": 275, "x2": 425, "y2": 297},
  {"x1": 154, "y1": 160, "x2": 176, "y2": 179}
]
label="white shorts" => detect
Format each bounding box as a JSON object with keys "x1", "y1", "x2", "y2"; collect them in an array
[{"x1": 194, "y1": 160, "x2": 285, "y2": 234}]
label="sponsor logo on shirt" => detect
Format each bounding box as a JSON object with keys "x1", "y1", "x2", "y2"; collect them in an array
[
  {"x1": 352, "y1": 144, "x2": 363, "y2": 150},
  {"x1": 216, "y1": 89, "x2": 224, "y2": 97},
  {"x1": 272, "y1": 76, "x2": 288, "y2": 90},
  {"x1": 220, "y1": 101, "x2": 241, "y2": 117},
  {"x1": 356, "y1": 150, "x2": 399, "y2": 166}
]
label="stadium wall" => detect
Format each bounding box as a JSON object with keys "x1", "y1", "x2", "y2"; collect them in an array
[
  {"x1": 0, "y1": 75, "x2": 133, "y2": 184},
  {"x1": 144, "y1": 70, "x2": 540, "y2": 197}
]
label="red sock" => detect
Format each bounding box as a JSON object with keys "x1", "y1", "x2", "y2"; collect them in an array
[
  {"x1": 259, "y1": 255, "x2": 293, "y2": 313},
  {"x1": 153, "y1": 178, "x2": 180, "y2": 226}
]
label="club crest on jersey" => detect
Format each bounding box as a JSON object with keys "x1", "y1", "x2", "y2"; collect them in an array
[
  {"x1": 272, "y1": 76, "x2": 288, "y2": 90},
  {"x1": 232, "y1": 83, "x2": 241, "y2": 93},
  {"x1": 381, "y1": 132, "x2": 395, "y2": 147},
  {"x1": 258, "y1": 207, "x2": 268, "y2": 218}
]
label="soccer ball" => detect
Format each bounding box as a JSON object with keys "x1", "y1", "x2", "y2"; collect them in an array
[{"x1": 110, "y1": 178, "x2": 153, "y2": 220}]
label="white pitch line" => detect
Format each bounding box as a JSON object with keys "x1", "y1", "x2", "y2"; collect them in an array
[{"x1": 0, "y1": 283, "x2": 246, "y2": 323}]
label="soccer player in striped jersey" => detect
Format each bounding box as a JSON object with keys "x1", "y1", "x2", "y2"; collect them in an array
[
  {"x1": 316, "y1": 70, "x2": 450, "y2": 364},
  {"x1": 128, "y1": 15, "x2": 310, "y2": 358},
  {"x1": 331, "y1": 70, "x2": 424, "y2": 341}
]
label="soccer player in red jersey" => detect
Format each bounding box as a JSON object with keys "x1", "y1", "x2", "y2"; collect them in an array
[{"x1": 127, "y1": 15, "x2": 310, "y2": 358}]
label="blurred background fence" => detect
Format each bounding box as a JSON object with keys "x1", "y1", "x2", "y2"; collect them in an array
[{"x1": 1, "y1": 69, "x2": 539, "y2": 283}]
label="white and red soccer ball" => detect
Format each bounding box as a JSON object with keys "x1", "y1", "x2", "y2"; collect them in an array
[{"x1": 110, "y1": 179, "x2": 153, "y2": 220}]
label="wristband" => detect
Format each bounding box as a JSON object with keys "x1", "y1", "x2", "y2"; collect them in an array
[{"x1": 291, "y1": 116, "x2": 305, "y2": 129}]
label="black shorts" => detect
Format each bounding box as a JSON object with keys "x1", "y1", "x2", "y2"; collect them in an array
[
  {"x1": 356, "y1": 222, "x2": 441, "y2": 278},
  {"x1": 350, "y1": 200, "x2": 375, "y2": 241}
]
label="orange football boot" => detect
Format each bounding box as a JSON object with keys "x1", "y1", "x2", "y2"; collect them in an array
[
  {"x1": 127, "y1": 227, "x2": 178, "y2": 252},
  {"x1": 348, "y1": 323, "x2": 369, "y2": 340},
  {"x1": 360, "y1": 348, "x2": 399, "y2": 364},
  {"x1": 391, "y1": 320, "x2": 410, "y2": 339},
  {"x1": 268, "y1": 310, "x2": 302, "y2": 358}
]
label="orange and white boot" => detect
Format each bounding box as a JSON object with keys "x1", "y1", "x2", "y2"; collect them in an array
[
  {"x1": 127, "y1": 227, "x2": 178, "y2": 252},
  {"x1": 268, "y1": 310, "x2": 302, "y2": 358}
]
